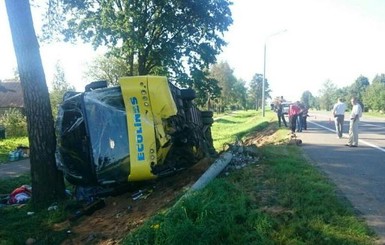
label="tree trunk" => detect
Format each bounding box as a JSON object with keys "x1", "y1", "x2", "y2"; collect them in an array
[
  {"x1": 128, "y1": 52, "x2": 134, "y2": 76},
  {"x1": 207, "y1": 98, "x2": 212, "y2": 111},
  {"x1": 255, "y1": 98, "x2": 260, "y2": 111},
  {"x1": 6, "y1": 0, "x2": 65, "y2": 207}
]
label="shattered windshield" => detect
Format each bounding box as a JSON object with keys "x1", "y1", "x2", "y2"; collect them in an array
[{"x1": 84, "y1": 87, "x2": 130, "y2": 183}]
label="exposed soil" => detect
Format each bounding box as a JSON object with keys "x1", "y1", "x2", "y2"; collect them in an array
[
  {"x1": 59, "y1": 124, "x2": 277, "y2": 245},
  {"x1": 60, "y1": 158, "x2": 214, "y2": 245}
]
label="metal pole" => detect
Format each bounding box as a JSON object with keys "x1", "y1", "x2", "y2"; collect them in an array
[
  {"x1": 262, "y1": 43, "x2": 266, "y2": 117},
  {"x1": 261, "y1": 29, "x2": 287, "y2": 118}
]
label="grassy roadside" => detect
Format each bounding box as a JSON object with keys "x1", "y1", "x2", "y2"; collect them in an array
[
  {"x1": 122, "y1": 110, "x2": 376, "y2": 244},
  {"x1": 212, "y1": 110, "x2": 270, "y2": 150}
]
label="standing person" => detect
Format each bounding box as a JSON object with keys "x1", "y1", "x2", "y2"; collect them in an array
[
  {"x1": 346, "y1": 97, "x2": 362, "y2": 147},
  {"x1": 332, "y1": 98, "x2": 347, "y2": 138},
  {"x1": 301, "y1": 105, "x2": 309, "y2": 130},
  {"x1": 289, "y1": 102, "x2": 300, "y2": 134},
  {"x1": 275, "y1": 100, "x2": 287, "y2": 127},
  {"x1": 296, "y1": 103, "x2": 304, "y2": 132}
]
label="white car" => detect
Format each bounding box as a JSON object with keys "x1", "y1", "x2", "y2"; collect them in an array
[{"x1": 281, "y1": 102, "x2": 291, "y2": 115}]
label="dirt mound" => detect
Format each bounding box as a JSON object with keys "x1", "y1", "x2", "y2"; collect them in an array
[
  {"x1": 60, "y1": 158, "x2": 213, "y2": 245},
  {"x1": 244, "y1": 123, "x2": 279, "y2": 146}
]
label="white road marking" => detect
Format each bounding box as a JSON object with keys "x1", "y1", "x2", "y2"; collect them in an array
[
  {"x1": 308, "y1": 120, "x2": 337, "y2": 134},
  {"x1": 360, "y1": 122, "x2": 385, "y2": 129},
  {"x1": 308, "y1": 120, "x2": 385, "y2": 153}
]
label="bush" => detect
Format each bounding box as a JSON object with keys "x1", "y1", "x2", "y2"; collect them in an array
[{"x1": 0, "y1": 108, "x2": 28, "y2": 137}]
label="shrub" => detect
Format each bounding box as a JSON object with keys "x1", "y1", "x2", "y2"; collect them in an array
[{"x1": 0, "y1": 108, "x2": 28, "y2": 137}]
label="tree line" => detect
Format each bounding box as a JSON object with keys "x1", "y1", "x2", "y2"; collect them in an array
[{"x1": 303, "y1": 74, "x2": 385, "y2": 112}]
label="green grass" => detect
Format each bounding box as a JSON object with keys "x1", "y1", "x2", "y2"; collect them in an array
[
  {"x1": 122, "y1": 110, "x2": 376, "y2": 245},
  {"x1": 212, "y1": 110, "x2": 274, "y2": 151},
  {"x1": 123, "y1": 179, "x2": 275, "y2": 245},
  {"x1": 0, "y1": 174, "x2": 31, "y2": 194},
  {"x1": 0, "y1": 137, "x2": 29, "y2": 164},
  {"x1": 261, "y1": 144, "x2": 374, "y2": 244}
]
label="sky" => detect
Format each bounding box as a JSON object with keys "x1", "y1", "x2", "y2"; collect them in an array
[{"x1": 1, "y1": 0, "x2": 385, "y2": 101}]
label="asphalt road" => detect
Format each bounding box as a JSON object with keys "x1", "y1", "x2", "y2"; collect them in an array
[
  {"x1": 300, "y1": 111, "x2": 385, "y2": 243},
  {"x1": 0, "y1": 158, "x2": 30, "y2": 179}
]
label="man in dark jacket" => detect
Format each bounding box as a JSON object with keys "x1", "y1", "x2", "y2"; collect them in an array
[{"x1": 276, "y1": 101, "x2": 287, "y2": 127}]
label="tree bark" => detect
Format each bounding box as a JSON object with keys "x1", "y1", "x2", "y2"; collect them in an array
[{"x1": 6, "y1": 0, "x2": 65, "y2": 206}]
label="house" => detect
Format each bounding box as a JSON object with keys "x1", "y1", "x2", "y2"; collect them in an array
[{"x1": 0, "y1": 80, "x2": 24, "y2": 116}]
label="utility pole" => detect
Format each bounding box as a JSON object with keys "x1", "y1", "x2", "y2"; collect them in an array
[{"x1": 262, "y1": 29, "x2": 287, "y2": 117}]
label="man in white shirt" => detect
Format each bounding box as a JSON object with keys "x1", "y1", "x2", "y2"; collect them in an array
[
  {"x1": 332, "y1": 98, "x2": 346, "y2": 138},
  {"x1": 346, "y1": 97, "x2": 363, "y2": 147}
]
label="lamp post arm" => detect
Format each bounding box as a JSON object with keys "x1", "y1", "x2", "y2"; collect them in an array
[{"x1": 267, "y1": 29, "x2": 287, "y2": 40}]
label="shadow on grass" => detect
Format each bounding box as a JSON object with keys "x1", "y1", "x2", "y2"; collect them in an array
[
  {"x1": 214, "y1": 118, "x2": 237, "y2": 124},
  {"x1": 0, "y1": 174, "x2": 30, "y2": 193},
  {"x1": 231, "y1": 113, "x2": 258, "y2": 118},
  {"x1": 0, "y1": 154, "x2": 8, "y2": 164}
]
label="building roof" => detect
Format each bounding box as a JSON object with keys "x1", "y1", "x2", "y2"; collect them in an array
[{"x1": 0, "y1": 80, "x2": 24, "y2": 108}]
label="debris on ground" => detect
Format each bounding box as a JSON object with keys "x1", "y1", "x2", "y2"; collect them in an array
[
  {"x1": 288, "y1": 133, "x2": 302, "y2": 145},
  {"x1": 48, "y1": 203, "x2": 59, "y2": 211},
  {"x1": 0, "y1": 184, "x2": 32, "y2": 206},
  {"x1": 222, "y1": 140, "x2": 261, "y2": 175},
  {"x1": 8, "y1": 145, "x2": 29, "y2": 161},
  {"x1": 25, "y1": 237, "x2": 36, "y2": 245},
  {"x1": 68, "y1": 199, "x2": 106, "y2": 221},
  {"x1": 131, "y1": 188, "x2": 154, "y2": 201}
]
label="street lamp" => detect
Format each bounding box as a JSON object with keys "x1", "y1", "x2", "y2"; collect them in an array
[{"x1": 262, "y1": 29, "x2": 287, "y2": 117}]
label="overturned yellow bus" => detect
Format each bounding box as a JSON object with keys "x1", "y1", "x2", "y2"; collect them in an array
[{"x1": 55, "y1": 76, "x2": 215, "y2": 187}]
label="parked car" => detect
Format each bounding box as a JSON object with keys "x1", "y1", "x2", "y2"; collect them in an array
[{"x1": 281, "y1": 102, "x2": 292, "y2": 115}]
